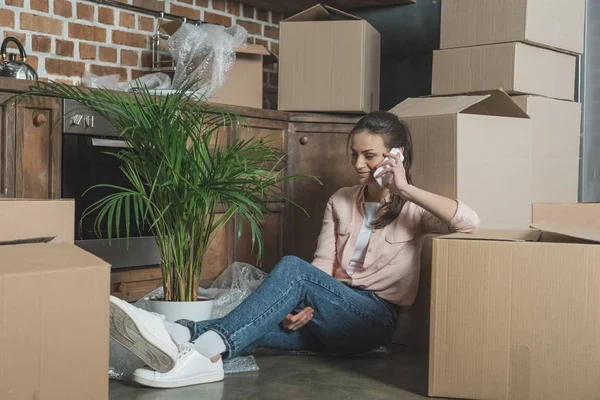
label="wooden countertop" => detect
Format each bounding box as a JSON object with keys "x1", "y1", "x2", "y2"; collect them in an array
[{"x1": 0, "y1": 76, "x2": 361, "y2": 124}]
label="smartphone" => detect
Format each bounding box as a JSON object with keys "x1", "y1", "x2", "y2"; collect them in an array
[{"x1": 374, "y1": 148, "x2": 404, "y2": 187}]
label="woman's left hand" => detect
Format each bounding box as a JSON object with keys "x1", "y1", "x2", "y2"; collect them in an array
[{"x1": 375, "y1": 151, "x2": 409, "y2": 195}]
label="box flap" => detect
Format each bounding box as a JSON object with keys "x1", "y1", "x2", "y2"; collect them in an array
[
  {"x1": 531, "y1": 223, "x2": 600, "y2": 244},
  {"x1": 390, "y1": 94, "x2": 491, "y2": 118},
  {"x1": 0, "y1": 242, "x2": 109, "y2": 275},
  {"x1": 235, "y1": 45, "x2": 278, "y2": 65},
  {"x1": 390, "y1": 90, "x2": 530, "y2": 119},
  {"x1": 283, "y1": 4, "x2": 362, "y2": 22},
  {"x1": 437, "y1": 229, "x2": 541, "y2": 242},
  {"x1": 0, "y1": 199, "x2": 74, "y2": 245}
]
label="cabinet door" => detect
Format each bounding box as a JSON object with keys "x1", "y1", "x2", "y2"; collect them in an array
[
  {"x1": 0, "y1": 92, "x2": 16, "y2": 198},
  {"x1": 284, "y1": 119, "x2": 358, "y2": 263},
  {"x1": 15, "y1": 96, "x2": 61, "y2": 199}
]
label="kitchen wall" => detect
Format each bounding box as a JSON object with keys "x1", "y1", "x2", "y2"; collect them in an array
[{"x1": 0, "y1": 0, "x2": 281, "y2": 108}]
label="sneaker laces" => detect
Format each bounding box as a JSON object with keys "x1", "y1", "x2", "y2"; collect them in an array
[{"x1": 177, "y1": 343, "x2": 194, "y2": 358}]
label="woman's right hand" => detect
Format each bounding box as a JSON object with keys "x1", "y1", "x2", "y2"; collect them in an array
[{"x1": 282, "y1": 306, "x2": 314, "y2": 331}]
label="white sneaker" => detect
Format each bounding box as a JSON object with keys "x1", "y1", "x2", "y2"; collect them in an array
[
  {"x1": 109, "y1": 295, "x2": 179, "y2": 373},
  {"x1": 132, "y1": 343, "x2": 225, "y2": 389}
]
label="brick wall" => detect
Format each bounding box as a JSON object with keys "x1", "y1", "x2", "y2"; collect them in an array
[{"x1": 0, "y1": 0, "x2": 281, "y2": 108}]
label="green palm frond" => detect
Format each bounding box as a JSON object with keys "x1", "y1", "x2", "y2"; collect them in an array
[{"x1": 18, "y1": 80, "x2": 318, "y2": 302}]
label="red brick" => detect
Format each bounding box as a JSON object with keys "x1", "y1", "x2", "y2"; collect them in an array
[
  {"x1": 54, "y1": 0, "x2": 72, "y2": 17},
  {"x1": 195, "y1": 0, "x2": 208, "y2": 7},
  {"x1": 5, "y1": 0, "x2": 24, "y2": 6},
  {"x1": 170, "y1": 4, "x2": 200, "y2": 20},
  {"x1": 212, "y1": 0, "x2": 225, "y2": 11},
  {"x1": 246, "y1": 36, "x2": 254, "y2": 44},
  {"x1": 227, "y1": 0, "x2": 240, "y2": 16},
  {"x1": 204, "y1": 12, "x2": 231, "y2": 27},
  {"x1": 99, "y1": 46, "x2": 117, "y2": 62},
  {"x1": 55, "y1": 78, "x2": 74, "y2": 85},
  {"x1": 264, "y1": 26, "x2": 279, "y2": 40},
  {"x1": 38, "y1": 77, "x2": 49, "y2": 83},
  {"x1": 237, "y1": 20, "x2": 261, "y2": 35},
  {"x1": 20, "y1": 13, "x2": 63, "y2": 35},
  {"x1": 112, "y1": 30, "x2": 147, "y2": 48},
  {"x1": 271, "y1": 13, "x2": 283, "y2": 24},
  {"x1": 131, "y1": 69, "x2": 150, "y2": 80},
  {"x1": 25, "y1": 55, "x2": 38, "y2": 71},
  {"x1": 0, "y1": 31, "x2": 26, "y2": 45},
  {"x1": 119, "y1": 11, "x2": 135, "y2": 28},
  {"x1": 56, "y1": 39, "x2": 74, "y2": 57},
  {"x1": 77, "y1": 2, "x2": 94, "y2": 21},
  {"x1": 98, "y1": 7, "x2": 114, "y2": 25},
  {"x1": 132, "y1": 0, "x2": 165, "y2": 11},
  {"x1": 79, "y1": 42, "x2": 96, "y2": 59},
  {"x1": 0, "y1": 10, "x2": 15, "y2": 29},
  {"x1": 270, "y1": 41, "x2": 279, "y2": 55},
  {"x1": 255, "y1": 38, "x2": 268, "y2": 48},
  {"x1": 242, "y1": 4, "x2": 255, "y2": 18},
  {"x1": 31, "y1": 0, "x2": 49, "y2": 12},
  {"x1": 141, "y1": 51, "x2": 153, "y2": 68},
  {"x1": 257, "y1": 8, "x2": 269, "y2": 22},
  {"x1": 138, "y1": 16, "x2": 154, "y2": 32},
  {"x1": 46, "y1": 58, "x2": 85, "y2": 77},
  {"x1": 32, "y1": 35, "x2": 51, "y2": 53},
  {"x1": 120, "y1": 49, "x2": 138, "y2": 66},
  {"x1": 89, "y1": 64, "x2": 127, "y2": 81},
  {"x1": 69, "y1": 23, "x2": 107, "y2": 42}
]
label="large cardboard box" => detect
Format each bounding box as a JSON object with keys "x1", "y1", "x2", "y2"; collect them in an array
[
  {"x1": 441, "y1": 0, "x2": 586, "y2": 55},
  {"x1": 429, "y1": 224, "x2": 600, "y2": 400},
  {"x1": 532, "y1": 203, "x2": 600, "y2": 228},
  {"x1": 512, "y1": 96, "x2": 581, "y2": 203},
  {"x1": 278, "y1": 4, "x2": 380, "y2": 113},
  {"x1": 390, "y1": 90, "x2": 532, "y2": 229},
  {"x1": 0, "y1": 199, "x2": 110, "y2": 400},
  {"x1": 432, "y1": 43, "x2": 577, "y2": 101}
]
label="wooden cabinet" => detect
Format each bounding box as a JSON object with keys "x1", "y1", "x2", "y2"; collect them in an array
[
  {"x1": 0, "y1": 92, "x2": 16, "y2": 198},
  {"x1": 284, "y1": 113, "x2": 359, "y2": 262},
  {"x1": 0, "y1": 91, "x2": 61, "y2": 199}
]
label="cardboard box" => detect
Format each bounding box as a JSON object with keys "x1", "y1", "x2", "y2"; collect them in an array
[
  {"x1": 160, "y1": 20, "x2": 276, "y2": 109},
  {"x1": 432, "y1": 43, "x2": 577, "y2": 101},
  {"x1": 441, "y1": 0, "x2": 586, "y2": 55},
  {"x1": 429, "y1": 223, "x2": 600, "y2": 400},
  {"x1": 513, "y1": 96, "x2": 581, "y2": 203},
  {"x1": 211, "y1": 45, "x2": 276, "y2": 109},
  {"x1": 532, "y1": 203, "x2": 600, "y2": 228},
  {"x1": 390, "y1": 90, "x2": 532, "y2": 229},
  {"x1": 0, "y1": 199, "x2": 110, "y2": 400},
  {"x1": 278, "y1": 4, "x2": 380, "y2": 113}
]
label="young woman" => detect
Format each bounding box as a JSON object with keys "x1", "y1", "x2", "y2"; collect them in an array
[{"x1": 109, "y1": 111, "x2": 481, "y2": 389}]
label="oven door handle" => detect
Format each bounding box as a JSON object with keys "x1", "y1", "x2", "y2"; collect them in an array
[{"x1": 87, "y1": 138, "x2": 132, "y2": 149}]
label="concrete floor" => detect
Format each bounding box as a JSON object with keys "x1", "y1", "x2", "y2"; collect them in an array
[{"x1": 109, "y1": 345, "x2": 449, "y2": 400}]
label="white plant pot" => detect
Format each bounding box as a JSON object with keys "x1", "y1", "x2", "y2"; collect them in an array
[{"x1": 147, "y1": 298, "x2": 214, "y2": 323}]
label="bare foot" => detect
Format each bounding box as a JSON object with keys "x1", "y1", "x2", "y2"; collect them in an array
[{"x1": 210, "y1": 354, "x2": 222, "y2": 363}]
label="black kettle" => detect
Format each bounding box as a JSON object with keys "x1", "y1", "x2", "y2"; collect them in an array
[{"x1": 0, "y1": 37, "x2": 38, "y2": 80}]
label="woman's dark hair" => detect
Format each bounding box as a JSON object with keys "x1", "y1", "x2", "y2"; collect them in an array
[{"x1": 348, "y1": 111, "x2": 414, "y2": 229}]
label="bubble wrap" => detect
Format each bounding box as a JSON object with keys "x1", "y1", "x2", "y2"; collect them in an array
[
  {"x1": 168, "y1": 23, "x2": 247, "y2": 98},
  {"x1": 109, "y1": 263, "x2": 266, "y2": 380}
]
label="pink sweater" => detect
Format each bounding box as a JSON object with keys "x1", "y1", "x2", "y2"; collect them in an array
[{"x1": 311, "y1": 185, "x2": 480, "y2": 305}]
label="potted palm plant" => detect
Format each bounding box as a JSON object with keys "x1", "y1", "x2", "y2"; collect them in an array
[{"x1": 23, "y1": 80, "x2": 310, "y2": 321}]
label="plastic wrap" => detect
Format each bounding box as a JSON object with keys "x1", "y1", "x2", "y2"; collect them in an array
[
  {"x1": 168, "y1": 23, "x2": 247, "y2": 98},
  {"x1": 109, "y1": 263, "x2": 265, "y2": 380}
]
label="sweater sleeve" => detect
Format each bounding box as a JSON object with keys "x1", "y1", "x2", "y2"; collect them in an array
[
  {"x1": 311, "y1": 197, "x2": 337, "y2": 275},
  {"x1": 420, "y1": 199, "x2": 481, "y2": 234}
]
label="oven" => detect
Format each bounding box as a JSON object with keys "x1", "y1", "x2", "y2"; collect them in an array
[{"x1": 61, "y1": 99, "x2": 160, "y2": 269}]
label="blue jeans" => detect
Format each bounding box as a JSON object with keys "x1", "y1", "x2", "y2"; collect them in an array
[{"x1": 177, "y1": 256, "x2": 399, "y2": 359}]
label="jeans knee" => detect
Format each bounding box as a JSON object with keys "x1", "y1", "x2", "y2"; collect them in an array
[{"x1": 274, "y1": 255, "x2": 311, "y2": 276}]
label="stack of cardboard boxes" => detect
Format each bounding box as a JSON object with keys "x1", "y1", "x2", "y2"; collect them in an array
[{"x1": 277, "y1": 3, "x2": 600, "y2": 399}]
